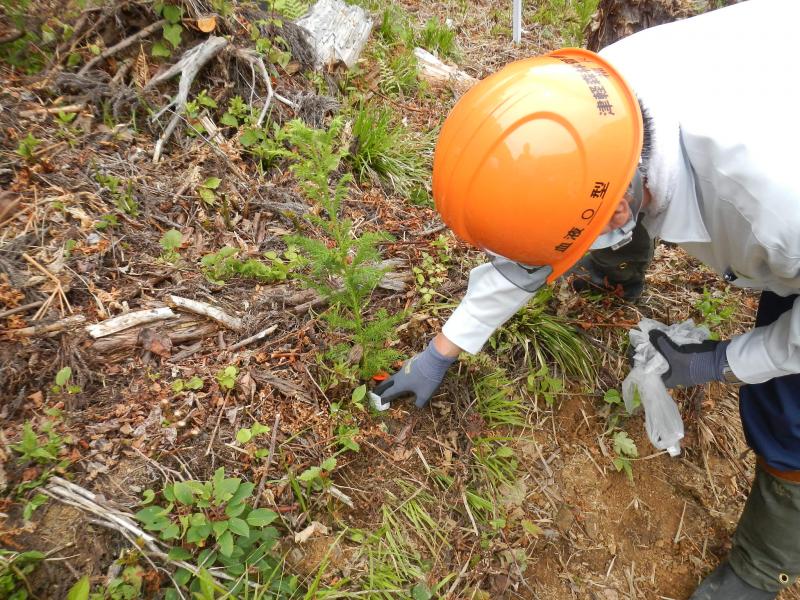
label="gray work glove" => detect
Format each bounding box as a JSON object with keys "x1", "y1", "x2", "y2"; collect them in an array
[
  {"x1": 649, "y1": 330, "x2": 731, "y2": 388},
  {"x1": 373, "y1": 340, "x2": 457, "y2": 408}
]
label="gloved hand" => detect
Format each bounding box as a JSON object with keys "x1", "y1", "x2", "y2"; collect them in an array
[
  {"x1": 649, "y1": 330, "x2": 731, "y2": 388},
  {"x1": 373, "y1": 340, "x2": 457, "y2": 408}
]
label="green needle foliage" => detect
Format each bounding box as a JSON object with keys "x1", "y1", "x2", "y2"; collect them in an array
[
  {"x1": 284, "y1": 118, "x2": 403, "y2": 379},
  {"x1": 348, "y1": 104, "x2": 433, "y2": 200}
]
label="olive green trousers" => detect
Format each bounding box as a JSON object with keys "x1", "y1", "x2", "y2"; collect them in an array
[{"x1": 730, "y1": 465, "x2": 800, "y2": 592}]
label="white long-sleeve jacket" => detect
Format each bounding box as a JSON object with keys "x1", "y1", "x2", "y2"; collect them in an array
[{"x1": 442, "y1": 0, "x2": 800, "y2": 385}]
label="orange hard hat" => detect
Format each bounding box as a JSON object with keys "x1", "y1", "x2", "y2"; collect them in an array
[{"x1": 433, "y1": 48, "x2": 643, "y2": 286}]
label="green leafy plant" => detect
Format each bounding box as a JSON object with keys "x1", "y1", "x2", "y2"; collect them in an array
[
  {"x1": 284, "y1": 118, "x2": 404, "y2": 380},
  {"x1": 51, "y1": 366, "x2": 81, "y2": 394},
  {"x1": 239, "y1": 122, "x2": 293, "y2": 172},
  {"x1": 412, "y1": 236, "x2": 450, "y2": 303},
  {"x1": 215, "y1": 365, "x2": 239, "y2": 391},
  {"x1": 374, "y1": 43, "x2": 420, "y2": 97},
  {"x1": 196, "y1": 177, "x2": 221, "y2": 206},
  {"x1": 1, "y1": 550, "x2": 44, "y2": 600},
  {"x1": 235, "y1": 421, "x2": 270, "y2": 445},
  {"x1": 265, "y1": 0, "x2": 308, "y2": 19},
  {"x1": 694, "y1": 287, "x2": 734, "y2": 338},
  {"x1": 347, "y1": 104, "x2": 433, "y2": 198},
  {"x1": 171, "y1": 376, "x2": 203, "y2": 393},
  {"x1": 298, "y1": 456, "x2": 337, "y2": 492},
  {"x1": 12, "y1": 421, "x2": 66, "y2": 465},
  {"x1": 159, "y1": 229, "x2": 182, "y2": 263},
  {"x1": 200, "y1": 246, "x2": 303, "y2": 285},
  {"x1": 152, "y1": 2, "x2": 184, "y2": 57},
  {"x1": 526, "y1": 364, "x2": 564, "y2": 407},
  {"x1": 95, "y1": 173, "x2": 139, "y2": 216},
  {"x1": 135, "y1": 468, "x2": 295, "y2": 597},
  {"x1": 250, "y1": 19, "x2": 292, "y2": 69},
  {"x1": 220, "y1": 96, "x2": 252, "y2": 128},
  {"x1": 611, "y1": 430, "x2": 638, "y2": 481},
  {"x1": 15, "y1": 133, "x2": 40, "y2": 162},
  {"x1": 87, "y1": 563, "x2": 144, "y2": 600}
]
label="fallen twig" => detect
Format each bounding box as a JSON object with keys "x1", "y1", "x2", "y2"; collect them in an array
[
  {"x1": 167, "y1": 295, "x2": 242, "y2": 332},
  {"x1": 22, "y1": 253, "x2": 72, "y2": 316},
  {"x1": 146, "y1": 36, "x2": 229, "y2": 162},
  {"x1": 228, "y1": 324, "x2": 278, "y2": 351},
  {"x1": 0, "y1": 300, "x2": 45, "y2": 319},
  {"x1": 19, "y1": 103, "x2": 85, "y2": 118},
  {"x1": 255, "y1": 411, "x2": 280, "y2": 507},
  {"x1": 78, "y1": 19, "x2": 166, "y2": 76},
  {"x1": 8, "y1": 314, "x2": 86, "y2": 337},
  {"x1": 86, "y1": 307, "x2": 177, "y2": 339}
]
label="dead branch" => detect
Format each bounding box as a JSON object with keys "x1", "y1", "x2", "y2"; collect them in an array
[
  {"x1": 145, "y1": 36, "x2": 229, "y2": 162},
  {"x1": 19, "y1": 103, "x2": 85, "y2": 118},
  {"x1": 231, "y1": 48, "x2": 298, "y2": 125},
  {"x1": 78, "y1": 19, "x2": 166, "y2": 76},
  {"x1": 0, "y1": 30, "x2": 25, "y2": 45},
  {"x1": 228, "y1": 324, "x2": 278, "y2": 351},
  {"x1": 8, "y1": 314, "x2": 86, "y2": 337},
  {"x1": 167, "y1": 295, "x2": 242, "y2": 331},
  {"x1": 86, "y1": 307, "x2": 177, "y2": 339},
  {"x1": 0, "y1": 301, "x2": 45, "y2": 319},
  {"x1": 90, "y1": 315, "x2": 217, "y2": 356}
]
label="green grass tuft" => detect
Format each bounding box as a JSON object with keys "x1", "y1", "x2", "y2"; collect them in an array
[
  {"x1": 419, "y1": 17, "x2": 459, "y2": 61},
  {"x1": 348, "y1": 104, "x2": 433, "y2": 199}
]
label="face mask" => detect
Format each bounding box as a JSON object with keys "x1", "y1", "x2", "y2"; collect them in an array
[{"x1": 589, "y1": 168, "x2": 644, "y2": 251}]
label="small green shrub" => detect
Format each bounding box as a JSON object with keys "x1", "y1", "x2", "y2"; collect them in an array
[
  {"x1": 15, "y1": 134, "x2": 40, "y2": 162},
  {"x1": 95, "y1": 173, "x2": 139, "y2": 216},
  {"x1": 0, "y1": 550, "x2": 44, "y2": 600},
  {"x1": 200, "y1": 246, "x2": 303, "y2": 285},
  {"x1": 135, "y1": 468, "x2": 296, "y2": 597},
  {"x1": 611, "y1": 430, "x2": 638, "y2": 481},
  {"x1": 159, "y1": 229, "x2": 182, "y2": 263}
]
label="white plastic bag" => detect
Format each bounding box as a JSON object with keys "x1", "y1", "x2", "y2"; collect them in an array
[{"x1": 622, "y1": 318, "x2": 711, "y2": 457}]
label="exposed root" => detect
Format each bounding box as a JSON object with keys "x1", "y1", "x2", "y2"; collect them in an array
[
  {"x1": 145, "y1": 36, "x2": 230, "y2": 162},
  {"x1": 77, "y1": 19, "x2": 166, "y2": 77}
]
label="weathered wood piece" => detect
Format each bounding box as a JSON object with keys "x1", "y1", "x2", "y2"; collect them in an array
[
  {"x1": 86, "y1": 307, "x2": 176, "y2": 339},
  {"x1": 167, "y1": 295, "x2": 242, "y2": 331},
  {"x1": 9, "y1": 314, "x2": 86, "y2": 337},
  {"x1": 297, "y1": 0, "x2": 373, "y2": 69},
  {"x1": 413, "y1": 48, "x2": 477, "y2": 93}
]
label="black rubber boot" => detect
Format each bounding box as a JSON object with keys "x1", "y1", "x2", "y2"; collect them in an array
[
  {"x1": 689, "y1": 562, "x2": 777, "y2": 600},
  {"x1": 570, "y1": 214, "x2": 653, "y2": 302}
]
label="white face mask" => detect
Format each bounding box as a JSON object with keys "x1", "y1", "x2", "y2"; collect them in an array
[
  {"x1": 589, "y1": 168, "x2": 644, "y2": 251},
  {"x1": 487, "y1": 168, "x2": 645, "y2": 293}
]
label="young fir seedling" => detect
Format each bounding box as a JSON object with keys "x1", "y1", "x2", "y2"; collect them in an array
[
  {"x1": 95, "y1": 173, "x2": 139, "y2": 216},
  {"x1": 135, "y1": 467, "x2": 293, "y2": 597},
  {"x1": 283, "y1": 118, "x2": 404, "y2": 379}
]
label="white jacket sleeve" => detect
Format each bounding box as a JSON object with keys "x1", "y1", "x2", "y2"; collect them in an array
[
  {"x1": 442, "y1": 263, "x2": 536, "y2": 354},
  {"x1": 727, "y1": 296, "x2": 800, "y2": 384}
]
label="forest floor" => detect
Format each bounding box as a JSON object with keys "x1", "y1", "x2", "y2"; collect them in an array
[{"x1": 1, "y1": 0, "x2": 798, "y2": 599}]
